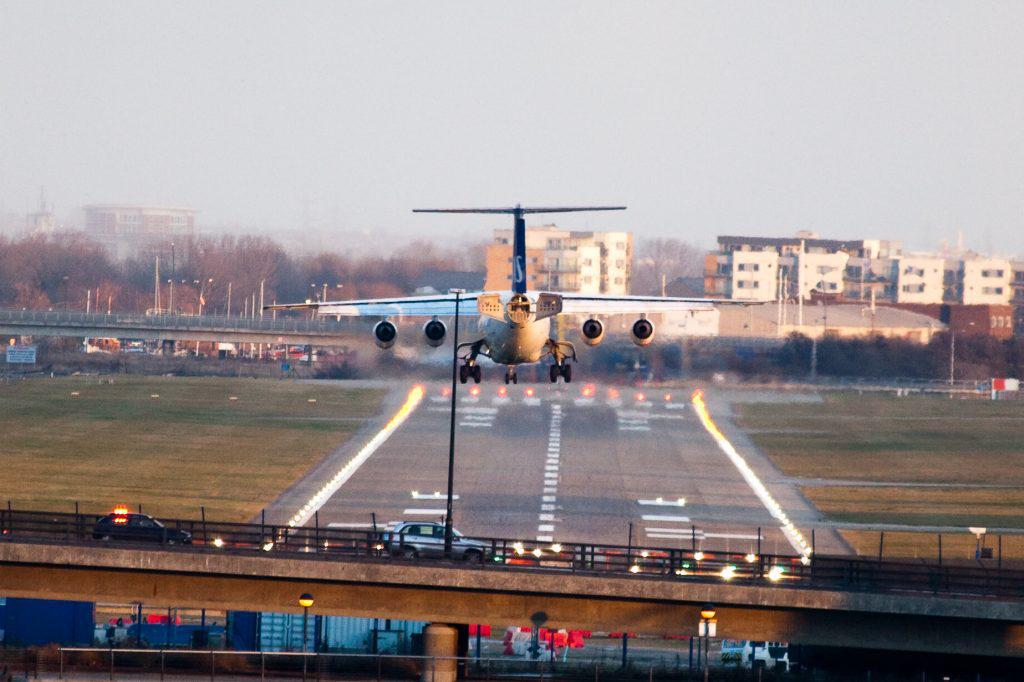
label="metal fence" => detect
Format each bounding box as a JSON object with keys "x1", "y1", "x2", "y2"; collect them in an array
[
  {"x1": 2, "y1": 508, "x2": 1023, "y2": 601},
  {"x1": 35, "y1": 647, "x2": 790, "y2": 681}
]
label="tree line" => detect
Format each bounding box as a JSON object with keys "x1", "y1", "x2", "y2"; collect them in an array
[{"x1": 0, "y1": 232, "x2": 479, "y2": 315}]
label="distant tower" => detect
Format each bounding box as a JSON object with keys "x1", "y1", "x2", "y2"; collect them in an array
[{"x1": 26, "y1": 186, "x2": 56, "y2": 235}]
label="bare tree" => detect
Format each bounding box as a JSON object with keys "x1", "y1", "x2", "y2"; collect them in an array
[{"x1": 632, "y1": 238, "x2": 704, "y2": 295}]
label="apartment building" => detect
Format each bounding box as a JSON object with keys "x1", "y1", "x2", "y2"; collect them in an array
[
  {"x1": 894, "y1": 256, "x2": 946, "y2": 304},
  {"x1": 484, "y1": 225, "x2": 632, "y2": 294},
  {"x1": 953, "y1": 256, "x2": 1013, "y2": 305},
  {"x1": 84, "y1": 204, "x2": 197, "y2": 258}
]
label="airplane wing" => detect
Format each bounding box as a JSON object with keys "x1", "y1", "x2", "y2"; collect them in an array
[
  {"x1": 556, "y1": 293, "x2": 722, "y2": 315},
  {"x1": 264, "y1": 292, "x2": 483, "y2": 317}
]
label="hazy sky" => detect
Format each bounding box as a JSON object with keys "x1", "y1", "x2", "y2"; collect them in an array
[{"x1": 2, "y1": 2, "x2": 1023, "y2": 254}]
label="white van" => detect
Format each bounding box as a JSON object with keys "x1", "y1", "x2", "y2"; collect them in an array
[{"x1": 720, "y1": 640, "x2": 789, "y2": 671}]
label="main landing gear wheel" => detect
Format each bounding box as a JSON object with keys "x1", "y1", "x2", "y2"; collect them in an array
[
  {"x1": 561, "y1": 363, "x2": 572, "y2": 383},
  {"x1": 472, "y1": 364, "x2": 482, "y2": 383},
  {"x1": 459, "y1": 365, "x2": 469, "y2": 384},
  {"x1": 505, "y1": 367, "x2": 518, "y2": 385},
  {"x1": 549, "y1": 364, "x2": 559, "y2": 383}
]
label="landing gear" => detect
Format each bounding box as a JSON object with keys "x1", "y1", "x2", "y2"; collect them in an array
[
  {"x1": 505, "y1": 367, "x2": 518, "y2": 385},
  {"x1": 461, "y1": 361, "x2": 481, "y2": 384},
  {"x1": 549, "y1": 362, "x2": 572, "y2": 384}
]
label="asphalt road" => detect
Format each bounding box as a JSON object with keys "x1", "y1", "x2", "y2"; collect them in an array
[{"x1": 272, "y1": 382, "x2": 849, "y2": 557}]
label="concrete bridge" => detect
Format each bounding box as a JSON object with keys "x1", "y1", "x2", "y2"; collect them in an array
[
  {"x1": 0, "y1": 309, "x2": 357, "y2": 346},
  {"x1": 1, "y1": 540, "x2": 1022, "y2": 658}
]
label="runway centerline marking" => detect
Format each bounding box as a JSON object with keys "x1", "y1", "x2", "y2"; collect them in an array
[{"x1": 287, "y1": 385, "x2": 424, "y2": 528}]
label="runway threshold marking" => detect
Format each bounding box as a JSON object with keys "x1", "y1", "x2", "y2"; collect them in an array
[
  {"x1": 286, "y1": 385, "x2": 425, "y2": 528},
  {"x1": 691, "y1": 389, "x2": 812, "y2": 560}
]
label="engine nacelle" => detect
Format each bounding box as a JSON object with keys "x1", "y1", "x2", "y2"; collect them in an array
[
  {"x1": 580, "y1": 318, "x2": 605, "y2": 346},
  {"x1": 630, "y1": 318, "x2": 655, "y2": 346},
  {"x1": 423, "y1": 319, "x2": 447, "y2": 347},
  {"x1": 373, "y1": 320, "x2": 398, "y2": 349}
]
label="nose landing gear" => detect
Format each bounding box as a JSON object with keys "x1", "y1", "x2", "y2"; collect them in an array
[
  {"x1": 504, "y1": 367, "x2": 519, "y2": 385},
  {"x1": 549, "y1": 362, "x2": 572, "y2": 384},
  {"x1": 459, "y1": 361, "x2": 482, "y2": 384}
]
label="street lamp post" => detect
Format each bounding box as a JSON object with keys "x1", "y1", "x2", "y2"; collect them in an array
[
  {"x1": 444, "y1": 289, "x2": 464, "y2": 557},
  {"x1": 699, "y1": 604, "x2": 716, "y2": 682},
  {"x1": 298, "y1": 593, "x2": 314, "y2": 652}
]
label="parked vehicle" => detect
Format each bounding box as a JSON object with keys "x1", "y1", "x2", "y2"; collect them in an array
[
  {"x1": 384, "y1": 522, "x2": 488, "y2": 563},
  {"x1": 92, "y1": 508, "x2": 192, "y2": 545}
]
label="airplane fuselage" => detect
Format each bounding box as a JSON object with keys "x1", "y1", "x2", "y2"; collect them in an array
[{"x1": 479, "y1": 315, "x2": 552, "y2": 365}]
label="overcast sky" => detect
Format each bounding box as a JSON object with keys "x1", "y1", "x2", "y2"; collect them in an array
[{"x1": 1, "y1": 2, "x2": 1023, "y2": 254}]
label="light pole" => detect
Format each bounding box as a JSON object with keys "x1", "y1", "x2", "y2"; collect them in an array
[
  {"x1": 298, "y1": 593, "x2": 314, "y2": 652},
  {"x1": 444, "y1": 289, "x2": 464, "y2": 557},
  {"x1": 699, "y1": 603, "x2": 716, "y2": 682}
]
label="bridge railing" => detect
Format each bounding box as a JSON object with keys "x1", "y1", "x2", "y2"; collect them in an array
[
  {"x1": 2, "y1": 508, "x2": 1023, "y2": 601},
  {"x1": 0, "y1": 308, "x2": 353, "y2": 335}
]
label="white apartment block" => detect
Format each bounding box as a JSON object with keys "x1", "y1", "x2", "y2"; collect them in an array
[
  {"x1": 894, "y1": 255, "x2": 945, "y2": 304},
  {"x1": 959, "y1": 256, "x2": 1012, "y2": 305},
  {"x1": 725, "y1": 250, "x2": 778, "y2": 301},
  {"x1": 795, "y1": 251, "x2": 849, "y2": 299}
]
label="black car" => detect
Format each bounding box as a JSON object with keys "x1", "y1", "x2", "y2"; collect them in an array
[{"x1": 92, "y1": 511, "x2": 192, "y2": 545}]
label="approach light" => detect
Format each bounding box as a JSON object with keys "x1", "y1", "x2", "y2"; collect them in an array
[
  {"x1": 663, "y1": 393, "x2": 672, "y2": 402},
  {"x1": 634, "y1": 392, "x2": 646, "y2": 402},
  {"x1": 469, "y1": 385, "x2": 481, "y2": 397},
  {"x1": 524, "y1": 387, "x2": 536, "y2": 398}
]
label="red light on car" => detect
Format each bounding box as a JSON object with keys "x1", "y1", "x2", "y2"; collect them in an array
[{"x1": 113, "y1": 506, "x2": 129, "y2": 515}]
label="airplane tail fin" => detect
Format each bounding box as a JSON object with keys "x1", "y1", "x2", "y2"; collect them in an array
[{"x1": 413, "y1": 205, "x2": 626, "y2": 295}]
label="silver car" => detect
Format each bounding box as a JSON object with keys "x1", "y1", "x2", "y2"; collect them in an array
[{"x1": 386, "y1": 522, "x2": 489, "y2": 563}]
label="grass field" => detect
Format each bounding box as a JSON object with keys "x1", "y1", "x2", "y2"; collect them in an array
[
  {"x1": 734, "y1": 393, "x2": 1024, "y2": 559},
  {"x1": 0, "y1": 376, "x2": 386, "y2": 521}
]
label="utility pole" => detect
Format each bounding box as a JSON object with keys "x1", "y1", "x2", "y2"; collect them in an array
[
  {"x1": 444, "y1": 290, "x2": 463, "y2": 557},
  {"x1": 949, "y1": 331, "x2": 956, "y2": 385},
  {"x1": 226, "y1": 282, "x2": 232, "y2": 318},
  {"x1": 154, "y1": 256, "x2": 160, "y2": 312}
]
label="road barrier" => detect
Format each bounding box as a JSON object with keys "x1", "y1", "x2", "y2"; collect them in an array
[{"x1": 2, "y1": 507, "x2": 1023, "y2": 601}]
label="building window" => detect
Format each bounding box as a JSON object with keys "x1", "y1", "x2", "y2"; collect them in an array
[
  {"x1": 982, "y1": 287, "x2": 1004, "y2": 295},
  {"x1": 737, "y1": 263, "x2": 760, "y2": 272},
  {"x1": 981, "y1": 269, "x2": 1005, "y2": 278}
]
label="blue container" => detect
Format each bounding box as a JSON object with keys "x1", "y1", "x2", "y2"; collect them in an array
[{"x1": 2, "y1": 598, "x2": 94, "y2": 646}]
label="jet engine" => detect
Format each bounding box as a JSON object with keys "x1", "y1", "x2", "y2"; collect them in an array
[
  {"x1": 423, "y1": 319, "x2": 447, "y2": 347},
  {"x1": 373, "y1": 320, "x2": 398, "y2": 349},
  {"x1": 630, "y1": 318, "x2": 655, "y2": 346},
  {"x1": 580, "y1": 318, "x2": 605, "y2": 346}
]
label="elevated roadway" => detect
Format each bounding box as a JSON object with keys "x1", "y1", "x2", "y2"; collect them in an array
[
  {"x1": 1, "y1": 540, "x2": 1022, "y2": 658},
  {"x1": 0, "y1": 309, "x2": 356, "y2": 346}
]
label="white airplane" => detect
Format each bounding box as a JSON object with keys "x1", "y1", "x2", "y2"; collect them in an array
[{"x1": 267, "y1": 205, "x2": 719, "y2": 384}]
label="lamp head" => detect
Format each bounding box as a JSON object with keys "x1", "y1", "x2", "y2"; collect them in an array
[
  {"x1": 699, "y1": 604, "x2": 716, "y2": 621},
  {"x1": 298, "y1": 593, "x2": 315, "y2": 608}
]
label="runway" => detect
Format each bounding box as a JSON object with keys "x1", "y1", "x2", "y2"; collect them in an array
[{"x1": 284, "y1": 382, "x2": 849, "y2": 557}]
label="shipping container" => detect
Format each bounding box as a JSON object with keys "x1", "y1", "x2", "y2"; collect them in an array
[{"x1": 1, "y1": 598, "x2": 94, "y2": 647}]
